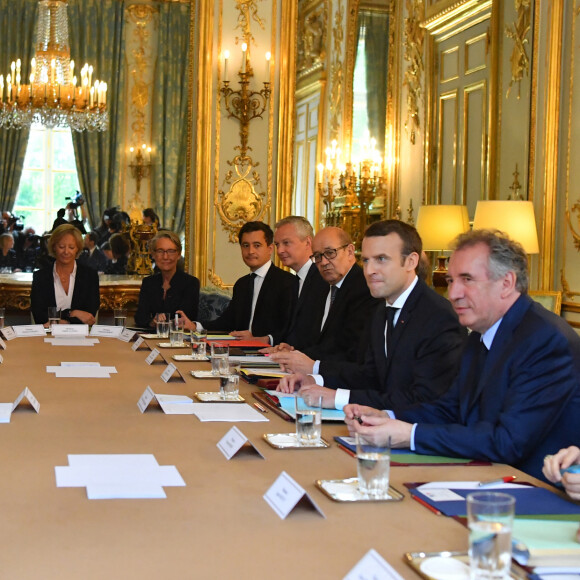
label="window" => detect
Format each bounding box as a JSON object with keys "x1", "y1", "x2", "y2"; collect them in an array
[
  {"x1": 13, "y1": 124, "x2": 81, "y2": 234},
  {"x1": 351, "y1": 24, "x2": 370, "y2": 162}
]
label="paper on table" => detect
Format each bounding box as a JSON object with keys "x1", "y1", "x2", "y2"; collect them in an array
[
  {"x1": 159, "y1": 403, "x2": 196, "y2": 415},
  {"x1": 240, "y1": 368, "x2": 289, "y2": 377},
  {"x1": 229, "y1": 356, "x2": 280, "y2": 367},
  {"x1": 418, "y1": 481, "x2": 530, "y2": 491},
  {"x1": 44, "y1": 337, "x2": 99, "y2": 346},
  {"x1": 0, "y1": 403, "x2": 13, "y2": 423},
  {"x1": 46, "y1": 364, "x2": 117, "y2": 378},
  {"x1": 190, "y1": 403, "x2": 269, "y2": 422},
  {"x1": 270, "y1": 392, "x2": 346, "y2": 421}
]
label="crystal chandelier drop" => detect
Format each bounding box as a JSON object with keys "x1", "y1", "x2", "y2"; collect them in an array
[{"x1": 0, "y1": 0, "x2": 108, "y2": 132}]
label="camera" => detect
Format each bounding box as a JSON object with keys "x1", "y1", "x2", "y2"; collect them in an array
[
  {"x1": 6, "y1": 212, "x2": 24, "y2": 232},
  {"x1": 65, "y1": 190, "x2": 85, "y2": 210}
]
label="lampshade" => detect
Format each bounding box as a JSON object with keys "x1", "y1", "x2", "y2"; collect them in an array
[
  {"x1": 473, "y1": 200, "x2": 539, "y2": 254},
  {"x1": 416, "y1": 205, "x2": 470, "y2": 251}
]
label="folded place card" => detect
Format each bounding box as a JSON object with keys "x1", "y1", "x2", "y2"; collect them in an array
[
  {"x1": 160, "y1": 363, "x2": 185, "y2": 383},
  {"x1": 145, "y1": 348, "x2": 164, "y2": 365},
  {"x1": 12, "y1": 325, "x2": 46, "y2": 337},
  {"x1": 0, "y1": 387, "x2": 40, "y2": 423},
  {"x1": 263, "y1": 471, "x2": 325, "y2": 519},
  {"x1": 0, "y1": 353, "x2": 3, "y2": 365},
  {"x1": 90, "y1": 325, "x2": 124, "y2": 337},
  {"x1": 118, "y1": 328, "x2": 137, "y2": 342},
  {"x1": 217, "y1": 426, "x2": 264, "y2": 460},
  {"x1": 0, "y1": 336, "x2": 6, "y2": 349},
  {"x1": 137, "y1": 387, "x2": 194, "y2": 414},
  {"x1": 0, "y1": 327, "x2": 16, "y2": 340},
  {"x1": 344, "y1": 549, "x2": 405, "y2": 580},
  {"x1": 51, "y1": 324, "x2": 89, "y2": 337}
]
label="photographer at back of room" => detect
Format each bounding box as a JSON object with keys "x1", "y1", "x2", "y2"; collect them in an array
[{"x1": 65, "y1": 191, "x2": 88, "y2": 235}]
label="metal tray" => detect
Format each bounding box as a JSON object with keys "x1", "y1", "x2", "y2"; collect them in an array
[
  {"x1": 172, "y1": 354, "x2": 209, "y2": 362},
  {"x1": 263, "y1": 433, "x2": 330, "y2": 449},
  {"x1": 316, "y1": 477, "x2": 404, "y2": 503},
  {"x1": 194, "y1": 392, "x2": 245, "y2": 403},
  {"x1": 157, "y1": 342, "x2": 189, "y2": 349},
  {"x1": 404, "y1": 550, "x2": 528, "y2": 580}
]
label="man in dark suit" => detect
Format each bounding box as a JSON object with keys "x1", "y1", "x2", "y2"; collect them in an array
[
  {"x1": 195, "y1": 221, "x2": 294, "y2": 340},
  {"x1": 78, "y1": 232, "x2": 108, "y2": 272},
  {"x1": 271, "y1": 226, "x2": 381, "y2": 372},
  {"x1": 345, "y1": 229, "x2": 580, "y2": 481},
  {"x1": 278, "y1": 220, "x2": 466, "y2": 409}
]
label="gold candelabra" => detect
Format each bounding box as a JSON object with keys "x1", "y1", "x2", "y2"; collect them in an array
[{"x1": 129, "y1": 144, "x2": 152, "y2": 195}]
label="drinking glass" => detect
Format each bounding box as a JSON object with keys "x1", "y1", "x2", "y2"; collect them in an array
[
  {"x1": 169, "y1": 318, "x2": 185, "y2": 347},
  {"x1": 355, "y1": 433, "x2": 391, "y2": 498},
  {"x1": 156, "y1": 313, "x2": 170, "y2": 338},
  {"x1": 0, "y1": 307, "x2": 4, "y2": 329},
  {"x1": 467, "y1": 492, "x2": 515, "y2": 580},
  {"x1": 210, "y1": 343, "x2": 229, "y2": 375},
  {"x1": 47, "y1": 306, "x2": 60, "y2": 330},
  {"x1": 114, "y1": 308, "x2": 127, "y2": 327},
  {"x1": 191, "y1": 329, "x2": 207, "y2": 359},
  {"x1": 219, "y1": 368, "x2": 239, "y2": 400},
  {"x1": 294, "y1": 395, "x2": 322, "y2": 446}
]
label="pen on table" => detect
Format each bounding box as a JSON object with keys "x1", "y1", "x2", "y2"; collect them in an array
[
  {"x1": 478, "y1": 475, "x2": 517, "y2": 487},
  {"x1": 253, "y1": 402, "x2": 268, "y2": 413},
  {"x1": 411, "y1": 494, "x2": 442, "y2": 516}
]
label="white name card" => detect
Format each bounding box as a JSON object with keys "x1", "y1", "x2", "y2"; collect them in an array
[
  {"x1": 0, "y1": 387, "x2": 41, "y2": 423},
  {"x1": 1, "y1": 327, "x2": 16, "y2": 340},
  {"x1": 132, "y1": 336, "x2": 145, "y2": 351},
  {"x1": 160, "y1": 363, "x2": 184, "y2": 383},
  {"x1": 118, "y1": 328, "x2": 136, "y2": 342},
  {"x1": 0, "y1": 336, "x2": 6, "y2": 349},
  {"x1": 145, "y1": 348, "x2": 162, "y2": 365},
  {"x1": 217, "y1": 426, "x2": 264, "y2": 460},
  {"x1": 90, "y1": 325, "x2": 124, "y2": 337},
  {"x1": 137, "y1": 386, "x2": 156, "y2": 413},
  {"x1": 12, "y1": 325, "x2": 46, "y2": 337},
  {"x1": 344, "y1": 549, "x2": 404, "y2": 580},
  {"x1": 51, "y1": 324, "x2": 89, "y2": 337},
  {"x1": 0, "y1": 353, "x2": 3, "y2": 364},
  {"x1": 263, "y1": 471, "x2": 325, "y2": 520}
]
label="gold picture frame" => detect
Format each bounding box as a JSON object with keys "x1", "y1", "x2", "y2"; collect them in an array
[{"x1": 529, "y1": 290, "x2": 562, "y2": 316}]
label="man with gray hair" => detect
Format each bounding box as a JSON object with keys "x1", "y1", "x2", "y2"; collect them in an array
[{"x1": 345, "y1": 229, "x2": 580, "y2": 481}]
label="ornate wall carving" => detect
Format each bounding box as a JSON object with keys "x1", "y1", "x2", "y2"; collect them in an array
[
  {"x1": 505, "y1": 0, "x2": 531, "y2": 99},
  {"x1": 329, "y1": 0, "x2": 345, "y2": 140},
  {"x1": 297, "y1": 1, "x2": 328, "y2": 78},
  {"x1": 403, "y1": 0, "x2": 424, "y2": 144}
]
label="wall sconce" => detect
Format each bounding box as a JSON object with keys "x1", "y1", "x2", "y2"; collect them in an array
[
  {"x1": 416, "y1": 204, "x2": 470, "y2": 292},
  {"x1": 473, "y1": 200, "x2": 539, "y2": 254},
  {"x1": 129, "y1": 143, "x2": 152, "y2": 195}
]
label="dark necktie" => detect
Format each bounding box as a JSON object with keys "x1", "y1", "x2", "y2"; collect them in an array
[
  {"x1": 385, "y1": 306, "x2": 399, "y2": 358},
  {"x1": 294, "y1": 274, "x2": 301, "y2": 299},
  {"x1": 245, "y1": 273, "x2": 257, "y2": 328},
  {"x1": 330, "y1": 285, "x2": 338, "y2": 306},
  {"x1": 466, "y1": 339, "x2": 489, "y2": 411}
]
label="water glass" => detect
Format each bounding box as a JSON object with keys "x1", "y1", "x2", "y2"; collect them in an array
[
  {"x1": 169, "y1": 318, "x2": 185, "y2": 347},
  {"x1": 467, "y1": 492, "x2": 515, "y2": 580},
  {"x1": 210, "y1": 343, "x2": 229, "y2": 375},
  {"x1": 114, "y1": 308, "x2": 127, "y2": 327},
  {"x1": 0, "y1": 307, "x2": 4, "y2": 329},
  {"x1": 191, "y1": 329, "x2": 207, "y2": 359},
  {"x1": 220, "y1": 373, "x2": 239, "y2": 400},
  {"x1": 156, "y1": 313, "x2": 170, "y2": 338},
  {"x1": 294, "y1": 395, "x2": 322, "y2": 446},
  {"x1": 356, "y1": 433, "x2": 391, "y2": 498},
  {"x1": 47, "y1": 306, "x2": 60, "y2": 329}
]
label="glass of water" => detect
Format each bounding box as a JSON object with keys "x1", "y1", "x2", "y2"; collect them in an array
[
  {"x1": 210, "y1": 343, "x2": 229, "y2": 375},
  {"x1": 294, "y1": 395, "x2": 322, "y2": 446},
  {"x1": 114, "y1": 308, "x2": 127, "y2": 327},
  {"x1": 156, "y1": 313, "x2": 170, "y2": 338},
  {"x1": 47, "y1": 306, "x2": 60, "y2": 330},
  {"x1": 467, "y1": 492, "x2": 515, "y2": 580},
  {"x1": 355, "y1": 433, "x2": 391, "y2": 498},
  {"x1": 0, "y1": 307, "x2": 5, "y2": 329},
  {"x1": 169, "y1": 318, "x2": 185, "y2": 347},
  {"x1": 191, "y1": 329, "x2": 207, "y2": 359}
]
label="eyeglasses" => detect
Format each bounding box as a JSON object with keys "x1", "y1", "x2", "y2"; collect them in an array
[
  {"x1": 154, "y1": 249, "x2": 179, "y2": 257},
  {"x1": 311, "y1": 244, "x2": 349, "y2": 263}
]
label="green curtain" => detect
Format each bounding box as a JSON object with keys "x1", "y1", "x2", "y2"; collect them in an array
[
  {"x1": 0, "y1": 0, "x2": 38, "y2": 213},
  {"x1": 363, "y1": 11, "x2": 389, "y2": 154},
  {"x1": 151, "y1": 2, "x2": 191, "y2": 236},
  {"x1": 67, "y1": 0, "x2": 127, "y2": 227}
]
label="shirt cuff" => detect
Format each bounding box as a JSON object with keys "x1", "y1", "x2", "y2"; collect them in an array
[
  {"x1": 194, "y1": 321, "x2": 204, "y2": 331},
  {"x1": 334, "y1": 388, "x2": 350, "y2": 410},
  {"x1": 267, "y1": 335, "x2": 273, "y2": 345},
  {"x1": 311, "y1": 374, "x2": 324, "y2": 386},
  {"x1": 410, "y1": 423, "x2": 418, "y2": 451},
  {"x1": 312, "y1": 360, "x2": 320, "y2": 374}
]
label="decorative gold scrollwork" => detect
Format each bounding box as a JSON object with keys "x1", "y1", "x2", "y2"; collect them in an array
[
  {"x1": 505, "y1": 0, "x2": 531, "y2": 99},
  {"x1": 565, "y1": 201, "x2": 580, "y2": 253},
  {"x1": 297, "y1": 2, "x2": 327, "y2": 76},
  {"x1": 329, "y1": 0, "x2": 345, "y2": 139},
  {"x1": 403, "y1": 0, "x2": 425, "y2": 145}
]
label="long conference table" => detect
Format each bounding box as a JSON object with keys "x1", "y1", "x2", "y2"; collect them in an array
[{"x1": 0, "y1": 334, "x2": 548, "y2": 579}]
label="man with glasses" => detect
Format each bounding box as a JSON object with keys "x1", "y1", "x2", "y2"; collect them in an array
[
  {"x1": 277, "y1": 220, "x2": 466, "y2": 411},
  {"x1": 181, "y1": 221, "x2": 295, "y2": 340},
  {"x1": 271, "y1": 226, "x2": 380, "y2": 372}
]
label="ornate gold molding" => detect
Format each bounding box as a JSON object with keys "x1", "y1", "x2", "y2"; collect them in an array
[
  {"x1": 234, "y1": 0, "x2": 265, "y2": 68},
  {"x1": 297, "y1": 1, "x2": 327, "y2": 78},
  {"x1": 403, "y1": 0, "x2": 425, "y2": 144},
  {"x1": 423, "y1": 0, "x2": 491, "y2": 34},
  {"x1": 208, "y1": 269, "x2": 227, "y2": 290},
  {"x1": 329, "y1": 0, "x2": 345, "y2": 140},
  {"x1": 505, "y1": 0, "x2": 531, "y2": 99}
]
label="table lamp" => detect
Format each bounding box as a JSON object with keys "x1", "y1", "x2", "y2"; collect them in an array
[
  {"x1": 416, "y1": 204, "x2": 470, "y2": 292},
  {"x1": 472, "y1": 200, "x2": 539, "y2": 254}
]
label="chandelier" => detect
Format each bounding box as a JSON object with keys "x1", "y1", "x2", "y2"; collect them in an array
[{"x1": 0, "y1": 0, "x2": 108, "y2": 132}]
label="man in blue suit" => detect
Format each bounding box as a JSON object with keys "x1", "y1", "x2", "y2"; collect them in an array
[{"x1": 345, "y1": 229, "x2": 580, "y2": 481}]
